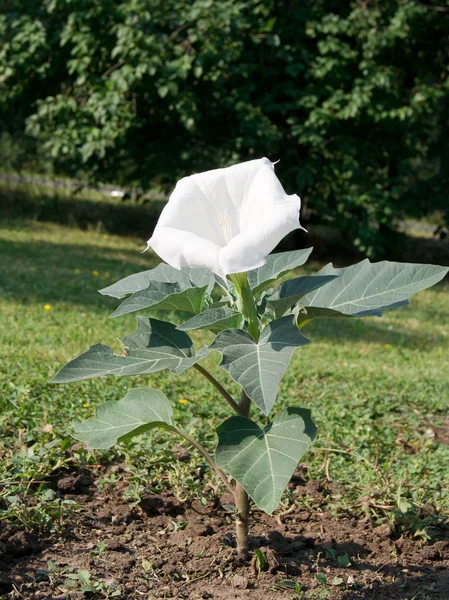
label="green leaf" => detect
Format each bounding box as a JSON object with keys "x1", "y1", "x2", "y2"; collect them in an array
[
  {"x1": 300, "y1": 259, "x2": 448, "y2": 319},
  {"x1": 248, "y1": 248, "x2": 313, "y2": 296},
  {"x1": 72, "y1": 388, "x2": 175, "y2": 449},
  {"x1": 254, "y1": 548, "x2": 266, "y2": 572},
  {"x1": 51, "y1": 318, "x2": 209, "y2": 383},
  {"x1": 266, "y1": 275, "x2": 338, "y2": 318},
  {"x1": 99, "y1": 264, "x2": 215, "y2": 298},
  {"x1": 121, "y1": 317, "x2": 209, "y2": 375},
  {"x1": 210, "y1": 316, "x2": 310, "y2": 415},
  {"x1": 110, "y1": 280, "x2": 208, "y2": 318},
  {"x1": 294, "y1": 306, "x2": 352, "y2": 327},
  {"x1": 177, "y1": 307, "x2": 244, "y2": 332},
  {"x1": 215, "y1": 407, "x2": 317, "y2": 513},
  {"x1": 337, "y1": 554, "x2": 351, "y2": 568}
]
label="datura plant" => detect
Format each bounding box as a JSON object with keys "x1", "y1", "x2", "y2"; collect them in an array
[{"x1": 52, "y1": 158, "x2": 448, "y2": 558}]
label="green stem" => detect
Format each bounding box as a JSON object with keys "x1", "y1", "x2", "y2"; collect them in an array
[
  {"x1": 171, "y1": 428, "x2": 234, "y2": 494},
  {"x1": 229, "y1": 273, "x2": 260, "y2": 342},
  {"x1": 194, "y1": 364, "x2": 242, "y2": 415},
  {"x1": 227, "y1": 272, "x2": 260, "y2": 558}
]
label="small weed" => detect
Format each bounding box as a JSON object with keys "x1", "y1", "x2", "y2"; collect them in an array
[
  {"x1": 37, "y1": 561, "x2": 121, "y2": 597},
  {"x1": 274, "y1": 579, "x2": 303, "y2": 599},
  {"x1": 1, "y1": 491, "x2": 80, "y2": 534},
  {"x1": 97, "y1": 473, "x2": 121, "y2": 489},
  {"x1": 253, "y1": 548, "x2": 267, "y2": 576},
  {"x1": 89, "y1": 540, "x2": 106, "y2": 557},
  {"x1": 169, "y1": 519, "x2": 189, "y2": 532},
  {"x1": 313, "y1": 574, "x2": 332, "y2": 597},
  {"x1": 324, "y1": 548, "x2": 352, "y2": 567}
]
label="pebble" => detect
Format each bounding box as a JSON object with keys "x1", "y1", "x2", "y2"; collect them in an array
[{"x1": 232, "y1": 574, "x2": 249, "y2": 589}]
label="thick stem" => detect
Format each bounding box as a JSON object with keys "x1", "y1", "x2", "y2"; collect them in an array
[
  {"x1": 216, "y1": 273, "x2": 258, "y2": 557},
  {"x1": 235, "y1": 390, "x2": 251, "y2": 558},
  {"x1": 194, "y1": 364, "x2": 242, "y2": 415},
  {"x1": 235, "y1": 481, "x2": 250, "y2": 558},
  {"x1": 227, "y1": 274, "x2": 259, "y2": 558}
]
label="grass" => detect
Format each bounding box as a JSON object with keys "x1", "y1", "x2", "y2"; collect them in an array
[
  {"x1": 1, "y1": 208, "x2": 449, "y2": 539},
  {"x1": 0, "y1": 178, "x2": 164, "y2": 239}
]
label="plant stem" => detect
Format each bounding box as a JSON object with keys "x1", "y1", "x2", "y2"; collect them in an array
[
  {"x1": 173, "y1": 429, "x2": 234, "y2": 494},
  {"x1": 229, "y1": 273, "x2": 260, "y2": 342},
  {"x1": 194, "y1": 364, "x2": 242, "y2": 415},
  {"x1": 235, "y1": 390, "x2": 251, "y2": 559},
  {"x1": 227, "y1": 272, "x2": 259, "y2": 559}
]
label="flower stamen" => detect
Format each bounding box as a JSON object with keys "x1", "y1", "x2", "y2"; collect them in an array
[{"x1": 218, "y1": 211, "x2": 233, "y2": 244}]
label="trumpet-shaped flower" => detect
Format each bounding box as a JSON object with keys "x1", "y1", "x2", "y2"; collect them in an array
[{"x1": 146, "y1": 158, "x2": 303, "y2": 277}]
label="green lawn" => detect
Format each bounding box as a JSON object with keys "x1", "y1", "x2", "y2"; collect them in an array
[{"x1": 1, "y1": 215, "x2": 448, "y2": 538}]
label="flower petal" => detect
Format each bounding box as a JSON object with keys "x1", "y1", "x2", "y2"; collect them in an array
[
  {"x1": 156, "y1": 179, "x2": 225, "y2": 246},
  {"x1": 154, "y1": 158, "x2": 274, "y2": 247},
  {"x1": 149, "y1": 226, "x2": 222, "y2": 274},
  {"x1": 239, "y1": 159, "x2": 296, "y2": 232},
  {"x1": 219, "y1": 193, "x2": 302, "y2": 275},
  {"x1": 147, "y1": 158, "x2": 304, "y2": 276}
]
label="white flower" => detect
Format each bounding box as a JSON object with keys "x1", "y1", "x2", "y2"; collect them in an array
[{"x1": 146, "y1": 158, "x2": 303, "y2": 277}]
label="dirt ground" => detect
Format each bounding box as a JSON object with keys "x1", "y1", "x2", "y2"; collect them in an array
[{"x1": 1, "y1": 467, "x2": 448, "y2": 600}]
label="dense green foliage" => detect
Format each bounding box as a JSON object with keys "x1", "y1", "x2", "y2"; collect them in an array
[{"x1": 1, "y1": 0, "x2": 449, "y2": 253}]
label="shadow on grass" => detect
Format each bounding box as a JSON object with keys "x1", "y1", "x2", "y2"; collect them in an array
[
  {"x1": 0, "y1": 235, "x2": 156, "y2": 309},
  {"x1": 302, "y1": 305, "x2": 449, "y2": 352},
  {"x1": 2, "y1": 182, "x2": 449, "y2": 266},
  {"x1": 0, "y1": 184, "x2": 162, "y2": 238},
  {"x1": 1, "y1": 233, "x2": 448, "y2": 352}
]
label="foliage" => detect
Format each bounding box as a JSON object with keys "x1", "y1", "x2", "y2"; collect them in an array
[
  {"x1": 50, "y1": 239, "x2": 447, "y2": 553},
  {"x1": 1, "y1": 216, "x2": 449, "y2": 540},
  {"x1": 1, "y1": 1, "x2": 449, "y2": 253}
]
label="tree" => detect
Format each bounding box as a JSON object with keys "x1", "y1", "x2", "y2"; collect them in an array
[{"x1": 1, "y1": 0, "x2": 448, "y2": 254}]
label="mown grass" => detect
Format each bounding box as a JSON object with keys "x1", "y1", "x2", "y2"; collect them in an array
[{"x1": 1, "y1": 211, "x2": 448, "y2": 539}]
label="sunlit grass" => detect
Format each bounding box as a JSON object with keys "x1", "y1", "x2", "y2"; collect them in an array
[{"x1": 1, "y1": 215, "x2": 448, "y2": 537}]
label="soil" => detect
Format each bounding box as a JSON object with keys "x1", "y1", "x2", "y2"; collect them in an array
[{"x1": 1, "y1": 467, "x2": 448, "y2": 600}]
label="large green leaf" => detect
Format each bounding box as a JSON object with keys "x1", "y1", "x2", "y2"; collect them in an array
[
  {"x1": 266, "y1": 275, "x2": 338, "y2": 318},
  {"x1": 215, "y1": 407, "x2": 317, "y2": 514},
  {"x1": 121, "y1": 317, "x2": 210, "y2": 375},
  {"x1": 177, "y1": 307, "x2": 244, "y2": 332},
  {"x1": 247, "y1": 248, "x2": 313, "y2": 296},
  {"x1": 294, "y1": 306, "x2": 352, "y2": 327},
  {"x1": 72, "y1": 388, "x2": 176, "y2": 449},
  {"x1": 100, "y1": 264, "x2": 215, "y2": 299},
  {"x1": 299, "y1": 259, "x2": 448, "y2": 319},
  {"x1": 110, "y1": 280, "x2": 208, "y2": 318},
  {"x1": 100, "y1": 264, "x2": 186, "y2": 298},
  {"x1": 210, "y1": 316, "x2": 310, "y2": 416},
  {"x1": 51, "y1": 318, "x2": 209, "y2": 383},
  {"x1": 178, "y1": 267, "x2": 216, "y2": 291}
]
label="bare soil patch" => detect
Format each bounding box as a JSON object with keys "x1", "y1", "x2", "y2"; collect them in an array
[
  {"x1": 434, "y1": 419, "x2": 449, "y2": 446},
  {"x1": 1, "y1": 468, "x2": 448, "y2": 599}
]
